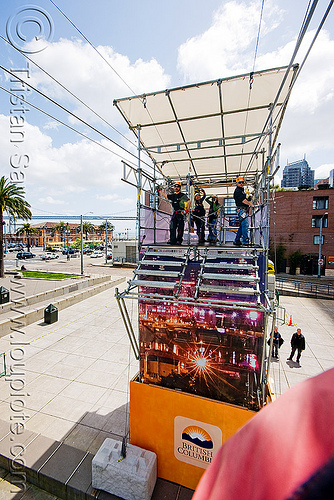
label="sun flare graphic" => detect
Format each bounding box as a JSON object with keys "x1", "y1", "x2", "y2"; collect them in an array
[{"x1": 183, "y1": 426, "x2": 211, "y2": 443}]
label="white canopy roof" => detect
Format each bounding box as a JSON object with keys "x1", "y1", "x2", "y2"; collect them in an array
[{"x1": 114, "y1": 65, "x2": 298, "y2": 188}]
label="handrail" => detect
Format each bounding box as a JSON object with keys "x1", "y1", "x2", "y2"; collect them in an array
[{"x1": 275, "y1": 277, "x2": 334, "y2": 299}]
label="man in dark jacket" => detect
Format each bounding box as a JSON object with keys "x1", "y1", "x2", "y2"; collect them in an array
[
  {"x1": 272, "y1": 326, "x2": 282, "y2": 358},
  {"x1": 161, "y1": 182, "x2": 189, "y2": 245},
  {"x1": 288, "y1": 328, "x2": 306, "y2": 364}
]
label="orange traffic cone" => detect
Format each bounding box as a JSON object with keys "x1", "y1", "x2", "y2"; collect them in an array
[{"x1": 287, "y1": 315, "x2": 294, "y2": 326}]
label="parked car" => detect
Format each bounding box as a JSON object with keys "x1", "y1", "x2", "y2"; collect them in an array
[
  {"x1": 16, "y1": 251, "x2": 35, "y2": 259},
  {"x1": 62, "y1": 248, "x2": 77, "y2": 255},
  {"x1": 41, "y1": 252, "x2": 59, "y2": 260},
  {"x1": 90, "y1": 251, "x2": 103, "y2": 258},
  {"x1": 8, "y1": 245, "x2": 24, "y2": 252}
]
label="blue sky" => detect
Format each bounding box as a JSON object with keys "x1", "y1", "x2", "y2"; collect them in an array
[{"x1": 1, "y1": 0, "x2": 333, "y2": 234}]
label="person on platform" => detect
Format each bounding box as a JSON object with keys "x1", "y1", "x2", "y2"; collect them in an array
[
  {"x1": 192, "y1": 189, "x2": 206, "y2": 244},
  {"x1": 161, "y1": 182, "x2": 189, "y2": 245},
  {"x1": 205, "y1": 195, "x2": 220, "y2": 244},
  {"x1": 288, "y1": 328, "x2": 306, "y2": 365},
  {"x1": 233, "y1": 176, "x2": 253, "y2": 246}
]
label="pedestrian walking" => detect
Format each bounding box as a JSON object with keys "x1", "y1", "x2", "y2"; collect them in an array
[
  {"x1": 287, "y1": 328, "x2": 306, "y2": 365},
  {"x1": 271, "y1": 326, "x2": 283, "y2": 358}
]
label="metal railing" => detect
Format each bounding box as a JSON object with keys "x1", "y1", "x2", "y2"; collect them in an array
[{"x1": 276, "y1": 277, "x2": 334, "y2": 299}]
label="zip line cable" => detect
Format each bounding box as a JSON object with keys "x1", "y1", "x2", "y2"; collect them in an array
[
  {"x1": 48, "y1": 0, "x2": 137, "y2": 97},
  {"x1": 0, "y1": 34, "x2": 139, "y2": 152},
  {"x1": 266, "y1": 0, "x2": 333, "y2": 190},
  {"x1": 294, "y1": 0, "x2": 334, "y2": 80},
  {"x1": 239, "y1": 0, "x2": 266, "y2": 172},
  {"x1": 0, "y1": 84, "x2": 139, "y2": 169},
  {"x1": 0, "y1": 63, "x2": 155, "y2": 171},
  {"x1": 47, "y1": 0, "x2": 174, "y2": 180},
  {"x1": 244, "y1": 0, "x2": 324, "y2": 178}
]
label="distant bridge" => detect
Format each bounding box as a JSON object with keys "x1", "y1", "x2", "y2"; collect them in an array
[{"x1": 3, "y1": 215, "x2": 136, "y2": 222}]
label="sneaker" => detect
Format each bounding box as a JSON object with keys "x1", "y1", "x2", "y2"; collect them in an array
[{"x1": 233, "y1": 241, "x2": 242, "y2": 246}]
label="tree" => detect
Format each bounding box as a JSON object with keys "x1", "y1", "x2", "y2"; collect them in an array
[
  {"x1": 16, "y1": 223, "x2": 39, "y2": 252},
  {"x1": 0, "y1": 176, "x2": 32, "y2": 278},
  {"x1": 289, "y1": 250, "x2": 303, "y2": 275},
  {"x1": 98, "y1": 222, "x2": 114, "y2": 242},
  {"x1": 53, "y1": 221, "x2": 67, "y2": 248},
  {"x1": 79, "y1": 222, "x2": 94, "y2": 243},
  {"x1": 269, "y1": 239, "x2": 286, "y2": 274}
]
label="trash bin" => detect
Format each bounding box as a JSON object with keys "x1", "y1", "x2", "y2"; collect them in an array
[
  {"x1": 0, "y1": 287, "x2": 9, "y2": 305},
  {"x1": 44, "y1": 304, "x2": 58, "y2": 324}
]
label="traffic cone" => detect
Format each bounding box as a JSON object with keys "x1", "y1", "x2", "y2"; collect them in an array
[{"x1": 287, "y1": 315, "x2": 294, "y2": 326}]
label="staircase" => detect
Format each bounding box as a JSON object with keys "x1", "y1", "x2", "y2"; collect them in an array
[{"x1": 126, "y1": 245, "x2": 263, "y2": 308}]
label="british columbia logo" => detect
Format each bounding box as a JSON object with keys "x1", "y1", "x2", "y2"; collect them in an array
[{"x1": 174, "y1": 417, "x2": 222, "y2": 469}]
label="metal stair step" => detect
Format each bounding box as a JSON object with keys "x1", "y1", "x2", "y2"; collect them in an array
[
  {"x1": 204, "y1": 262, "x2": 258, "y2": 270},
  {"x1": 135, "y1": 270, "x2": 180, "y2": 278},
  {"x1": 128, "y1": 279, "x2": 177, "y2": 289},
  {"x1": 200, "y1": 284, "x2": 260, "y2": 295},
  {"x1": 139, "y1": 259, "x2": 184, "y2": 267},
  {"x1": 202, "y1": 273, "x2": 259, "y2": 282},
  {"x1": 144, "y1": 251, "x2": 186, "y2": 257}
]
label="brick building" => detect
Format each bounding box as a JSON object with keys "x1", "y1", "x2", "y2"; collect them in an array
[
  {"x1": 6, "y1": 222, "x2": 112, "y2": 249},
  {"x1": 269, "y1": 188, "x2": 334, "y2": 275}
]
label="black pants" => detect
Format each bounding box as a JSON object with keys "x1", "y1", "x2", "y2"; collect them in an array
[
  {"x1": 194, "y1": 217, "x2": 205, "y2": 242},
  {"x1": 272, "y1": 343, "x2": 279, "y2": 358},
  {"x1": 170, "y1": 212, "x2": 184, "y2": 244},
  {"x1": 289, "y1": 346, "x2": 303, "y2": 362}
]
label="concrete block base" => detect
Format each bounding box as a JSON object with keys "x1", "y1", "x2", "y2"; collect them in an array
[{"x1": 92, "y1": 438, "x2": 157, "y2": 500}]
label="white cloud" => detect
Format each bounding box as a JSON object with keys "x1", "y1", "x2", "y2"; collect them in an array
[
  {"x1": 96, "y1": 194, "x2": 119, "y2": 201},
  {"x1": 176, "y1": 2, "x2": 334, "y2": 175},
  {"x1": 43, "y1": 120, "x2": 60, "y2": 130},
  {"x1": 27, "y1": 38, "x2": 171, "y2": 127},
  {"x1": 315, "y1": 163, "x2": 334, "y2": 179},
  {"x1": 177, "y1": 0, "x2": 283, "y2": 81},
  {"x1": 0, "y1": 113, "x2": 137, "y2": 215},
  {"x1": 38, "y1": 196, "x2": 65, "y2": 204}
]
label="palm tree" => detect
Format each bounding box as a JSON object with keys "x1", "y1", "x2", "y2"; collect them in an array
[
  {"x1": 0, "y1": 176, "x2": 32, "y2": 278},
  {"x1": 53, "y1": 221, "x2": 67, "y2": 248},
  {"x1": 98, "y1": 222, "x2": 114, "y2": 243},
  {"x1": 81, "y1": 222, "x2": 94, "y2": 244},
  {"x1": 16, "y1": 223, "x2": 39, "y2": 252}
]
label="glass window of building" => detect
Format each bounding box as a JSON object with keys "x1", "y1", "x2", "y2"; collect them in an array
[
  {"x1": 313, "y1": 197, "x2": 329, "y2": 209},
  {"x1": 313, "y1": 235, "x2": 325, "y2": 245},
  {"x1": 224, "y1": 197, "x2": 237, "y2": 215},
  {"x1": 312, "y1": 215, "x2": 328, "y2": 228}
]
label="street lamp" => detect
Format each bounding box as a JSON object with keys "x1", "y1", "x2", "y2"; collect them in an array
[{"x1": 317, "y1": 212, "x2": 327, "y2": 278}]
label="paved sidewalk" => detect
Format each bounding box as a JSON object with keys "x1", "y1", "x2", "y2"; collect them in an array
[
  {"x1": 0, "y1": 266, "x2": 333, "y2": 498},
  {"x1": 268, "y1": 295, "x2": 334, "y2": 396}
]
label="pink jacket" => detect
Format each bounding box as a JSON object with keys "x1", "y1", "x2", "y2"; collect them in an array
[{"x1": 193, "y1": 368, "x2": 334, "y2": 500}]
